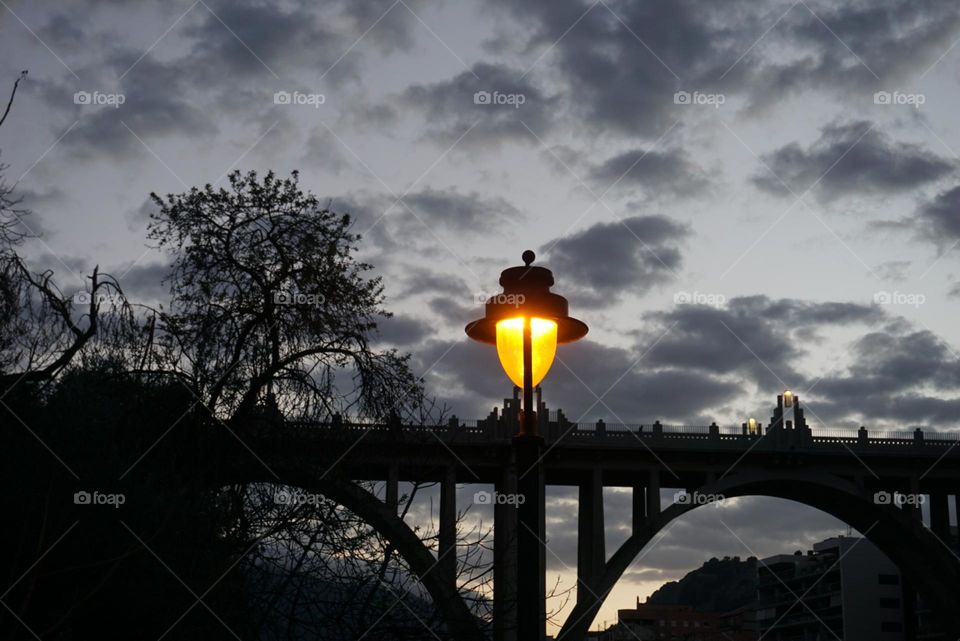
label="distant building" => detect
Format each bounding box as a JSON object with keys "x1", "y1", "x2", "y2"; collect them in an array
[
  {"x1": 604, "y1": 601, "x2": 753, "y2": 640},
  {"x1": 755, "y1": 536, "x2": 906, "y2": 641}
]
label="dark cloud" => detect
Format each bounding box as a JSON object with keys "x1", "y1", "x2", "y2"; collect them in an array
[
  {"x1": 915, "y1": 185, "x2": 960, "y2": 244},
  {"x1": 402, "y1": 187, "x2": 522, "y2": 232},
  {"x1": 300, "y1": 128, "x2": 348, "y2": 175},
  {"x1": 427, "y1": 298, "x2": 475, "y2": 329},
  {"x1": 811, "y1": 329, "x2": 960, "y2": 425},
  {"x1": 394, "y1": 268, "x2": 469, "y2": 300},
  {"x1": 401, "y1": 62, "x2": 560, "y2": 147},
  {"x1": 589, "y1": 148, "x2": 711, "y2": 199},
  {"x1": 375, "y1": 314, "x2": 431, "y2": 347},
  {"x1": 752, "y1": 121, "x2": 954, "y2": 200},
  {"x1": 542, "y1": 215, "x2": 688, "y2": 306},
  {"x1": 489, "y1": 0, "x2": 960, "y2": 136},
  {"x1": 183, "y1": 0, "x2": 354, "y2": 82},
  {"x1": 114, "y1": 262, "x2": 170, "y2": 302},
  {"x1": 64, "y1": 54, "x2": 217, "y2": 158},
  {"x1": 637, "y1": 296, "x2": 886, "y2": 393}
]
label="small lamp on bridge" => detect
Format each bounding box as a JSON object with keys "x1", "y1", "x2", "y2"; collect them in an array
[
  {"x1": 465, "y1": 250, "x2": 588, "y2": 438},
  {"x1": 747, "y1": 417, "x2": 759, "y2": 435}
]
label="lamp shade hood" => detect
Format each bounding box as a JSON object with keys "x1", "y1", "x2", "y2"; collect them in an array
[{"x1": 464, "y1": 250, "x2": 588, "y2": 345}]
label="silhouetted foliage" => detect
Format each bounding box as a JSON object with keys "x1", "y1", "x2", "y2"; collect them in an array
[{"x1": 0, "y1": 148, "x2": 486, "y2": 639}]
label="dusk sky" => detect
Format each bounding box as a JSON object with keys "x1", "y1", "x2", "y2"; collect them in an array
[{"x1": 3, "y1": 0, "x2": 960, "y2": 632}]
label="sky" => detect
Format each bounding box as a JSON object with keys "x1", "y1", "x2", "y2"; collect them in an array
[{"x1": 2, "y1": 0, "x2": 960, "y2": 634}]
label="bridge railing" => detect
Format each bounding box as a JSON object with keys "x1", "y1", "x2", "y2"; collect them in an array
[{"x1": 273, "y1": 416, "x2": 959, "y2": 450}]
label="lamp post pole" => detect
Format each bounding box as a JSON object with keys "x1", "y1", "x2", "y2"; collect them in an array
[
  {"x1": 516, "y1": 315, "x2": 545, "y2": 639},
  {"x1": 522, "y1": 317, "x2": 534, "y2": 437},
  {"x1": 465, "y1": 250, "x2": 588, "y2": 641}
]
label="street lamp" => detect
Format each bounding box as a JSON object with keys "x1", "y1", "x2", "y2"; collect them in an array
[
  {"x1": 466, "y1": 250, "x2": 587, "y2": 640},
  {"x1": 465, "y1": 250, "x2": 588, "y2": 438},
  {"x1": 747, "y1": 417, "x2": 759, "y2": 435}
]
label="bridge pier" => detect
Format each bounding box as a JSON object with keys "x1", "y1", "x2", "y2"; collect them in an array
[
  {"x1": 647, "y1": 469, "x2": 661, "y2": 517},
  {"x1": 577, "y1": 468, "x2": 605, "y2": 607},
  {"x1": 632, "y1": 481, "x2": 645, "y2": 533}
]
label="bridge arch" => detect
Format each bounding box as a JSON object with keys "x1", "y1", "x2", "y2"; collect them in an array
[
  {"x1": 225, "y1": 467, "x2": 485, "y2": 641},
  {"x1": 559, "y1": 469, "x2": 960, "y2": 640}
]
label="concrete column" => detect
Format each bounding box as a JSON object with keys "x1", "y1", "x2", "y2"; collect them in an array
[
  {"x1": 632, "y1": 482, "x2": 645, "y2": 534},
  {"x1": 577, "y1": 468, "x2": 605, "y2": 607},
  {"x1": 494, "y1": 453, "x2": 518, "y2": 641},
  {"x1": 386, "y1": 462, "x2": 399, "y2": 512},
  {"x1": 929, "y1": 492, "x2": 950, "y2": 540},
  {"x1": 439, "y1": 466, "x2": 457, "y2": 591},
  {"x1": 646, "y1": 470, "x2": 661, "y2": 518}
]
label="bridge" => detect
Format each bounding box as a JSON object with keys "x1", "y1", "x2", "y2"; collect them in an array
[{"x1": 227, "y1": 392, "x2": 960, "y2": 641}]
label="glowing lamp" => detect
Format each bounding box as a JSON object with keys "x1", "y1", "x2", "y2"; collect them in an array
[
  {"x1": 783, "y1": 390, "x2": 794, "y2": 407},
  {"x1": 495, "y1": 317, "x2": 557, "y2": 388},
  {"x1": 747, "y1": 417, "x2": 758, "y2": 435},
  {"x1": 466, "y1": 250, "x2": 587, "y2": 437}
]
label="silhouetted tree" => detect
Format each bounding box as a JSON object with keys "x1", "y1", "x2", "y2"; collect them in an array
[{"x1": 146, "y1": 169, "x2": 422, "y2": 423}]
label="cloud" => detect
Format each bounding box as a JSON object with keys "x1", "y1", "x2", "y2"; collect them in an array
[
  {"x1": 113, "y1": 262, "x2": 170, "y2": 302},
  {"x1": 752, "y1": 121, "x2": 954, "y2": 200},
  {"x1": 914, "y1": 185, "x2": 960, "y2": 245},
  {"x1": 488, "y1": 0, "x2": 960, "y2": 135},
  {"x1": 542, "y1": 215, "x2": 688, "y2": 306},
  {"x1": 375, "y1": 314, "x2": 432, "y2": 347},
  {"x1": 589, "y1": 148, "x2": 711, "y2": 199},
  {"x1": 401, "y1": 62, "x2": 559, "y2": 147},
  {"x1": 810, "y1": 328, "x2": 960, "y2": 424},
  {"x1": 402, "y1": 187, "x2": 523, "y2": 232},
  {"x1": 300, "y1": 128, "x2": 348, "y2": 175},
  {"x1": 64, "y1": 54, "x2": 217, "y2": 158},
  {"x1": 638, "y1": 296, "x2": 886, "y2": 391}
]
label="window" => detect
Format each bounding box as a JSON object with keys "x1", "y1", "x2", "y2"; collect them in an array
[
  {"x1": 879, "y1": 597, "x2": 901, "y2": 609},
  {"x1": 878, "y1": 574, "x2": 900, "y2": 585},
  {"x1": 881, "y1": 621, "x2": 903, "y2": 632}
]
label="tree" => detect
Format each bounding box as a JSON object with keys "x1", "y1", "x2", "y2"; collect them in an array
[{"x1": 146, "y1": 169, "x2": 422, "y2": 423}]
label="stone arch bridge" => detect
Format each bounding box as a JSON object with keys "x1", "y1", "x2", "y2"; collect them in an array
[{"x1": 224, "y1": 394, "x2": 960, "y2": 640}]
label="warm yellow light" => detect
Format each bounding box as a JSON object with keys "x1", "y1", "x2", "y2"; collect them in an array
[
  {"x1": 783, "y1": 390, "x2": 794, "y2": 407},
  {"x1": 495, "y1": 317, "x2": 558, "y2": 389},
  {"x1": 747, "y1": 417, "x2": 758, "y2": 435}
]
